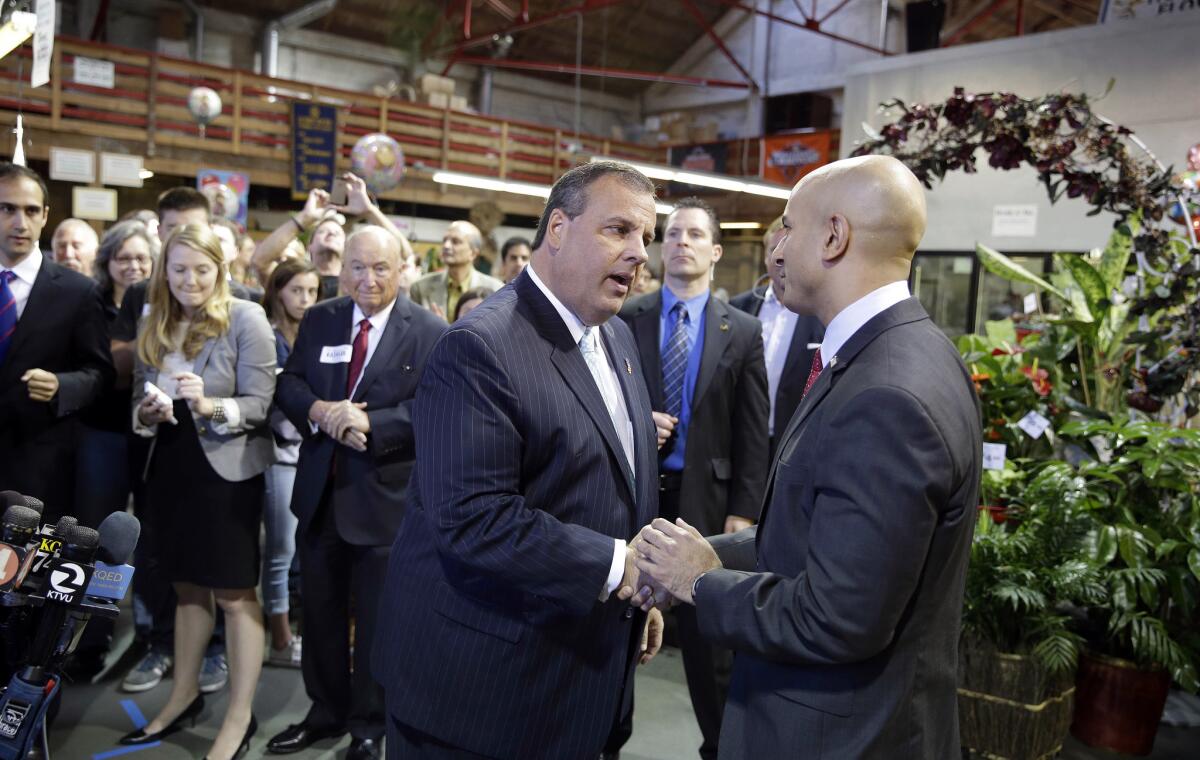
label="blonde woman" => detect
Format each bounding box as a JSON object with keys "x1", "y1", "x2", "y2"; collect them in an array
[{"x1": 121, "y1": 224, "x2": 275, "y2": 760}]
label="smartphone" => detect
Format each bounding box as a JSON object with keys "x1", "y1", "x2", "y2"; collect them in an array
[{"x1": 329, "y1": 177, "x2": 349, "y2": 207}]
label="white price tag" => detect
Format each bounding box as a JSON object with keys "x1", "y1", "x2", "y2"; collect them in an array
[
  {"x1": 982, "y1": 442, "x2": 1007, "y2": 471},
  {"x1": 1138, "y1": 315, "x2": 1149, "y2": 333},
  {"x1": 1017, "y1": 410, "x2": 1051, "y2": 439},
  {"x1": 320, "y1": 344, "x2": 352, "y2": 364},
  {"x1": 1089, "y1": 435, "x2": 1113, "y2": 464},
  {"x1": 1023, "y1": 292, "x2": 1038, "y2": 314}
]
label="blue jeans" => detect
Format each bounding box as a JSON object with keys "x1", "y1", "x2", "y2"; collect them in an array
[{"x1": 261, "y1": 463, "x2": 299, "y2": 616}]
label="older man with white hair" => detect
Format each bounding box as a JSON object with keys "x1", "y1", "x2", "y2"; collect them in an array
[
  {"x1": 409, "y1": 219, "x2": 502, "y2": 320},
  {"x1": 52, "y1": 218, "x2": 100, "y2": 276},
  {"x1": 270, "y1": 226, "x2": 446, "y2": 760}
]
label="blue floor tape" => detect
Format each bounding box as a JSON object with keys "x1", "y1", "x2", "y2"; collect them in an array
[{"x1": 89, "y1": 700, "x2": 160, "y2": 759}]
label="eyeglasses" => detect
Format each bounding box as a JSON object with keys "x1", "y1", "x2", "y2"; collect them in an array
[{"x1": 114, "y1": 255, "x2": 152, "y2": 266}]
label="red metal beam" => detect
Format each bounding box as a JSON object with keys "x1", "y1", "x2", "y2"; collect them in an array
[
  {"x1": 679, "y1": 0, "x2": 759, "y2": 89},
  {"x1": 942, "y1": 0, "x2": 1011, "y2": 46},
  {"x1": 449, "y1": 55, "x2": 752, "y2": 88},
  {"x1": 484, "y1": 0, "x2": 518, "y2": 21},
  {"x1": 433, "y1": 0, "x2": 629, "y2": 58},
  {"x1": 818, "y1": 0, "x2": 856, "y2": 25},
  {"x1": 463, "y1": 0, "x2": 473, "y2": 39},
  {"x1": 1015, "y1": 0, "x2": 1025, "y2": 35},
  {"x1": 712, "y1": 0, "x2": 892, "y2": 56}
]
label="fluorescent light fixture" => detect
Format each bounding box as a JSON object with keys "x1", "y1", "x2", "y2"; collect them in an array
[
  {"x1": 432, "y1": 171, "x2": 509, "y2": 193},
  {"x1": 503, "y1": 181, "x2": 552, "y2": 198},
  {"x1": 139, "y1": 169, "x2": 155, "y2": 180},
  {"x1": 743, "y1": 182, "x2": 793, "y2": 200},
  {"x1": 0, "y1": 11, "x2": 36, "y2": 59},
  {"x1": 720, "y1": 221, "x2": 763, "y2": 230},
  {"x1": 674, "y1": 172, "x2": 746, "y2": 193},
  {"x1": 655, "y1": 203, "x2": 675, "y2": 215}
]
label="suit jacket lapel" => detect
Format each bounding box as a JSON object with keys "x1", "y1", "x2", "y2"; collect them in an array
[
  {"x1": 780, "y1": 316, "x2": 813, "y2": 384},
  {"x1": 516, "y1": 272, "x2": 636, "y2": 501},
  {"x1": 6, "y1": 259, "x2": 57, "y2": 361},
  {"x1": 692, "y1": 296, "x2": 730, "y2": 409},
  {"x1": 629, "y1": 294, "x2": 664, "y2": 409},
  {"x1": 353, "y1": 298, "x2": 411, "y2": 401}
]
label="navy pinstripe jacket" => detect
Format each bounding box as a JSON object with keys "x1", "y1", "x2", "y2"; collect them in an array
[{"x1": 372, "y1": 270, "x2": 659, "y2": 760}]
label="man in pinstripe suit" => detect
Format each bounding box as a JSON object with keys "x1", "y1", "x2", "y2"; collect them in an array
[{"x1": 372, "y1": 161, "x2": 663, "y2": 759}]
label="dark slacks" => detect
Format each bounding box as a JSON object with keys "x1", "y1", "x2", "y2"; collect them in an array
[{"x1": 299, "y1": 492, "x2": 389, "y2": 741}]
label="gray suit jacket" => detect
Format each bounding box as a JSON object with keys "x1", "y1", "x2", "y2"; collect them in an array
[
  {"x1": 694, "y1": 299, "x2": 982, "y2": 759},
  {"x1": 408, "y1": 268, "x2": 503, "y2": 315},
  {"x1": 133, "y1": 299, "x2": 277, "y2": 482}
]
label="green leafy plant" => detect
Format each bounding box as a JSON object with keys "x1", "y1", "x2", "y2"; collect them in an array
[
  {"x1": 1059, "y1": 417, "x2": 1200, "y2": 691},
  {"x1": 962, "y1": 462, "x2": 1106, "y2": 674}
]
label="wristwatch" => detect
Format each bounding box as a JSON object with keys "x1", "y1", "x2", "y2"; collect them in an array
[{"x1": 210, "y1": 399, "x2": 227, "y2": 424}]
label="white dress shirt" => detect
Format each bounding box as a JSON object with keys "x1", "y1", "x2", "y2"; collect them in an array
[
  {"x1": 526, "y1": 264, "x2": 633, "y2": 599},
  {"x1": 758, "y1": 285, "x2": 799, "y2": 436},
  {"x1": 349, "y1": 297, "x2": 396, "y2": 398},
  {"x1": 2, "y1": 248, "x2": 42, "y2": 319},
  {"x1": 820, "y1": 281, "x2": 912, "y2": 368}
]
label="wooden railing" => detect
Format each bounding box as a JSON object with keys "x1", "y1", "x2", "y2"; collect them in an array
[{"x1": 0, "y1": 36, "x2": 666, "y2": 188}]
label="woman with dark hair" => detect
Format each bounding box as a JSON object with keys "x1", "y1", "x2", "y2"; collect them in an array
[
  {"x1": 260, "y1": 259, "x2": 319, "y2": 669},
  {"x1": 121, "y1": 224, "x2": 275, "y2": 760},
  {"x1": 452, "y1": 286, "x2": 493, "y2": 322}
]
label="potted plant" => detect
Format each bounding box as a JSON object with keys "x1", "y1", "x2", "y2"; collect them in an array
[
  {"x1": 1057, "y1": 417, "x2": 1200, "y2": 755},
  {"x1": 958, "y1": 461, "x2": 1106, "y2": 760}
]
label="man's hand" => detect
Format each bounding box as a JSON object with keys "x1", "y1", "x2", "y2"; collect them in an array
[
  {"x1": 20, "y1": 369, "x2": 59, "y2": 402},
  {"x1": 324, "y1": 400, "x2": 370, "y2": 443},
  {"x1": 340, "y1": 428, "x2": 368, "y2": 452},
  {"x1": 332, "y1": 173, "x2": 374, "y2": 217},
  {"x1": 297, "y1": 188, "x2": 331, "y2": 229},
  {"x1": 635, "y1": 518, "x2": 722, "y2": 605},
  {"x1": 173, "y1": 372, "x2": 214, "y2": 418},
  {"x1": 137, "y1": 392, "x2": 176, "y2": 426},
  {"x1": 724, "y1": 515, "x2": 753, "y2": 534},
  {"x1": 651, "y1": 412, "x2": 677, "y2": 450},
  {"x1": 428, "y1": 302, "x2": 447, "y2": 323},
  {"x1": 618, "y1": 533, "x2": 676, "y2": 611},
  {"x1": 640, "y1": 608, "x2": 664, "y2": 665}
]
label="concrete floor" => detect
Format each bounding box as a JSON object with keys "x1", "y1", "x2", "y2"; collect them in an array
[{"x1": 43, "y1": 618, "x2": 1200, "y2": 760}]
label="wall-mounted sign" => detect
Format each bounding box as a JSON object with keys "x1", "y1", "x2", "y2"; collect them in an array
[
  {"x1": 72, "y1": 187, "x2": 118, "y2": 221},
  {"x1": 991, "y1": 205, "x2": 1038, "y2": 238},
  {"x1": 49, "y1": 148, "x2": 95, "y2": 183},
  {"x1": 31, "y1": 0, "x2": 54, "y2": 88},
  {"x1": 100, "y1": 153, "x2": 144, "y2": 187},
  {"x1": 73, "y1": 56, "x2": 115, "y2": 89},
  {"x1": 761, "y1": 131, "x2": 832, "y2": 186},
  {"x1": 668, "y1": 142, "x2": 729, "y2": 195},
  {"x1": 1099, "y1": 0, "x2": 1200, "y2": 23},
  {"x1": 291, "y1": 102, "x2": 337, "y2": 201}
]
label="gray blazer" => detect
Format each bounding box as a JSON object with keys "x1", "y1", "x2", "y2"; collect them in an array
[
  {"x1": 133, "y1": 299, "x2": 277, "y2": 482},
  {"x1": 409, "y1": 268, "x2": 503, "y2": 316}
]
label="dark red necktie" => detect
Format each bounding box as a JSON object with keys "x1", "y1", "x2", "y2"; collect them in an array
[
  {"x1": 345, "y1": 318, "x2": 371, "y2": 398},
  {"x1": 802, "y1": 347, "x2": 824, "y2": 398}
]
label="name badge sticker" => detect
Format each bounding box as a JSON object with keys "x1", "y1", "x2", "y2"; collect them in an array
[{"x1": 320, "y1": 345, "x2": 353, "y2": 364}]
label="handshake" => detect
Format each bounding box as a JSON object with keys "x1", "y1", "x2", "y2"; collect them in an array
[{"x1": 616, "y1": 517, "x2": 725, "y2": 610}]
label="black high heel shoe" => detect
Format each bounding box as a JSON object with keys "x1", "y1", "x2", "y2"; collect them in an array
[
  {"x1": 118, "y1": 693, "x2": 205, "y2": 745},
  {"x1": 203, "y1": 714, "x2": 257, "y2": 760}
]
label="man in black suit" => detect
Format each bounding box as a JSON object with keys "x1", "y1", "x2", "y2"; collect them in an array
[
  {"x1": 618, "y1": 198, "x2": 768, "y2": 760},
  {"x1": 372, "y1": 161, "x2": 663, "y2": 760},
  {"x1": 729, "y1": 218, "x2": 824, "y2": 457},
  {"x1": 0, "y1": 163, "x2": 112, "y2": 519},
  {"x1": 270, "y1": 227, "x2": 445, "y2": 760},
  {"x1": 631, "y1": 156, "x2": 982, "y2": 758}
]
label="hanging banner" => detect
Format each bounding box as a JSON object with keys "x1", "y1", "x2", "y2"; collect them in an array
[
  {"x1": 667, "y1": 142, "x2": 729, "y2": 195},
  {"x1": 31, "y1": 0, "x2": 55, "y2": 88},
  {"x1": 761, "y1": 131, "x2": 832, "y2": 186},
  {"x1": 1099, "y1": 0, "x2": 1200, "y2": 23},
  {"x1": 291, "y1": 102, "x2": 337, "y2": 201},
  {"x1": 197, "y1": 169, "x2": 250, "y2": 227}
]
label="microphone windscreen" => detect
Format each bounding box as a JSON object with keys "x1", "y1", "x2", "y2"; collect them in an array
[
  {"x1": 53, "y1": 517, "x2": 78, "y2": 537},
  {"x1": 65, "y1": 525, "x2": 100, "y2": 551},
  {"x1": 0, "y1": 492, "x2": 26, "y2": 512},
  {"x1": 22, "y1": 496, "x2": 44, "y2": 516},
  {"x1": 97, "y1": 512, "x2": 140, "y2": 566},
  {"x1": 2, "y1": 506, "x2": 40, "y2": 531}
]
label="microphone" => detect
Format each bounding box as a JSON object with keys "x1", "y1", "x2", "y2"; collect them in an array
[
  {"x1": 22, "y1": 525, "x2": 98, "y2": 681},
  {"x1": 17, "y1": 498, "x2": 42, "y2": 520},
  {"x1": 0, "y1": 509, "x2": 38, "y2": 591},
  {"x1": 86, "y1": 513, "x2": 140, "y2": 603}
]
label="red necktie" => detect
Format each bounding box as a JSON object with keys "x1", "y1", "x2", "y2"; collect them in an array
[
  {"x1": 346, "y1": 318, "x2": 371, "y2": 398},
  {"x1": 802, "y1": 347, "x2": 823, "y2": 398}
]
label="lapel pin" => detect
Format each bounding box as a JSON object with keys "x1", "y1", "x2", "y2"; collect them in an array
[
  {"x1": 624, "y1": 358, "x2": 633, "y2": 375},
  {"x1": 829, "y1": 356, "x2": 838, "y2": 368},
  {"x1": 720, "y1": 322, "x2": 729, "y2": 332}
]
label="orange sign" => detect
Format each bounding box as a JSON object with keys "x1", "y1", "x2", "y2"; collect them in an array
[{"x1": 761, "y1": 132, "x2": 832, "y2": 185}]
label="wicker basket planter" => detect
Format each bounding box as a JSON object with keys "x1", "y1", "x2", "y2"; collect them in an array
[{"x1": 958, "y1": 639, "x2": 1075, "y2": 760}]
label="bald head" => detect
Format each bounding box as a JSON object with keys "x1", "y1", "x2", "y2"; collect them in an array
[
  {"x1": 442, "y1": 220, "x2": 483, "y2": 269},
  {"x1": 773, "y1": 155, "x2": 926, "y2": 324},
  {"x1": 52, "y1": 219, "x2": 100, "y2": 276}
]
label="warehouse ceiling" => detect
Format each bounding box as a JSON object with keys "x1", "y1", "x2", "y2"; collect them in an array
[{"x1": 197, "y1": 0, "x2": 1103, "y2": 97}]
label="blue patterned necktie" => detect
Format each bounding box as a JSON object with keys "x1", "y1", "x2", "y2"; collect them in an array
[
  {"x1": 662, "y1": 301, "x2": 691, "y2": 419},
  {"x1": 0, "y1": 270, "x2": 17, "y2": 368}
]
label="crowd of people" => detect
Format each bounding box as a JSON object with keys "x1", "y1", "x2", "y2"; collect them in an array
[{"x1": 0, "y1": 154, "x2": 980, "y2": 760}]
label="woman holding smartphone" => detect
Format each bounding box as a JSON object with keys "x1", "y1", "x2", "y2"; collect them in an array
[{"x1": 122, "y1": 224, "x2": 276, "y2": 760}]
